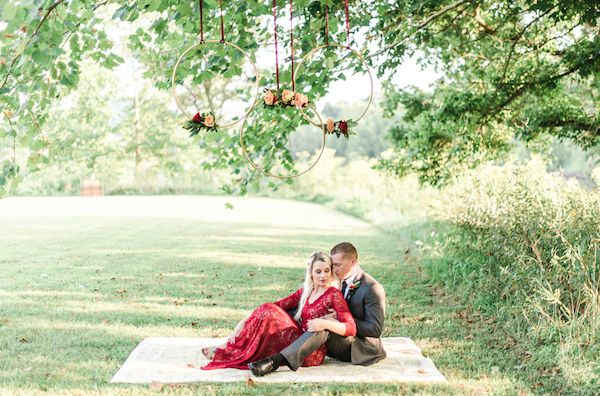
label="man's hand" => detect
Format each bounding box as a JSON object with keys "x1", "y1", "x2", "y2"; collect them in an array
[
  {"x1": 307, "y1": 318, "x2": 330, "y2": 332},
  {"x1": 320, "y1": 308, "x2": 338, "y2": 321}
]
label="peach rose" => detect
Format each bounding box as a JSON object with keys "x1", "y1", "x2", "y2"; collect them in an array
[
  {"x1": 326, "y1": 118, "x2": 335, "y2": 133},
  {"x1": 295, "y1": 93, "x2": 308, "y2": 108},
  {"x1": 282, "y1": 89, "x2": 294, "y2": 103},
  {"x1": 264, "y1": 90, "x2": 276, "y2": 106},
  {"x1": 203, "y1": 114, "x2": 215, "y2": 127}
]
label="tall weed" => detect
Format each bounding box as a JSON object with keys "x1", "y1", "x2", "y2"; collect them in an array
[{"x1": 437, "y1": 158, "x2": 600, "y2": 389}]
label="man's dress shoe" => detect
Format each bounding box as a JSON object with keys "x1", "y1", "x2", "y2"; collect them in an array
[{"x1": 248, "y1": 357, "x2": 276, "y2": 376}]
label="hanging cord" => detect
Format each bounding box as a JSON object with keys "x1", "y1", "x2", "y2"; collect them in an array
[
  {"x1": 272, "y1": 0, "x2": 280, "y2": 90},
  {"x1": 289, "y1": 0, "x2": 295, "y2": 92},
  {"x1": 198, "y1": 0, "x2": 204, "y2": 43},
  {"x1": 219, "y1": 0, "x2": 225, "y2": 43},
  {"x1": 344, "y1": 0, "x2": 350, "y2": 48},
  {"x1": 324, "y1": 0, "x2": 329, "y2": 46}
]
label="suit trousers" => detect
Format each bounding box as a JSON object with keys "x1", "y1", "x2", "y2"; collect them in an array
[{"x1": 281, "y1": 330, "x2": 352, "y2": 370}]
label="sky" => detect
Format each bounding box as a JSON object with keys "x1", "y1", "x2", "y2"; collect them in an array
[{"x1": 105, "y1": 8, "x2": 440, "y2": 113}]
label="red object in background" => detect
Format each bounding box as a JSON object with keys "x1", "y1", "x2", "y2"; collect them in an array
[{"x1": 81, "y1": 177, "x2": 102, "y2": 196}]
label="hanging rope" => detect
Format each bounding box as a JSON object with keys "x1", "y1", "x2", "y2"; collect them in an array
[
  {"x1": 344, "y1": 0, "x2": 350, "y2": 48},
  {"x1": 219, "y1": 0, "x2": 225, "y2": 43},
  {"x1": 272, "y1": 0, "x2": 280, "y2": 90},
  {"x1": 324, "y1": 0, "x2": 329, "y2": 46},
  {"x1": 289, "y1": 0, "x2": 295, "y2": 92},
  {"x1": 198, "y1": 0, "x2": 204, "y2": 43}
]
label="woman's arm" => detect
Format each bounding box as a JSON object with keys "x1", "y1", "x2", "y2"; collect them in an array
[
  {"x1": 307, "y1": 317, "x2": 352, "y2": 336},
  {"x1": 307, "y1": 289, "x2": 356, "y2": 336},
  {"x1": 273, "y1": 288, "x2": 303, "y2": 312}
]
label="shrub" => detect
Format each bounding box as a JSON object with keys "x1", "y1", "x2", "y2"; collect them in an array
[{"x1": 433, "y1": 157, "x2": 600, "y2": 389}]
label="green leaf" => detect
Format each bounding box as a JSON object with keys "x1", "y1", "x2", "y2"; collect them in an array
[{"x1": 2, "y1": 2, "x2": 17, "y2": 20}]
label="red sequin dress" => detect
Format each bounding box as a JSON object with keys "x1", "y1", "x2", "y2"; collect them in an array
[{"x1": 202, "y1": 286, "x2": 356, "y2": 370}]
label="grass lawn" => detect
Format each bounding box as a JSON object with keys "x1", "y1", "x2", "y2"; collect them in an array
[{"x1": 0, "y1": 196, "x2": 534, "y2": 395}]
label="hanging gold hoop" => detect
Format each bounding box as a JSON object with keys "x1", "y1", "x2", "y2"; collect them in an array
[
  {"x1": 171, "y1": 40, "x2": 260, "y2": 129},
  {"x1": 239, "y1": 102, "x2": 326, "y2": 179},
  {"x1": 294, "y1": 43, "x2": 374, "y2": 127}
]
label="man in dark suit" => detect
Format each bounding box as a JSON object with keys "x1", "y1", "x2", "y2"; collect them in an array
[{"x1": 248, "y1": 242, "x2": 386, "y2": 375}]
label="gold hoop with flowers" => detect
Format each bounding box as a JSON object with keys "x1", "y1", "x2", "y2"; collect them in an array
[
  {"x1": 293, "y1": 43, "x2": 374, "y2": 136},
  {"x1": 239, "y1": 102, "x2": 327, "y2": 180},
  {"x1": 171, "y1": 40, "x2": 260, "y2": 130}
]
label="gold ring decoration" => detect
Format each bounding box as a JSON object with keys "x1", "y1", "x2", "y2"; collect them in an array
[
  {"x1": 239, "y1": 102, "x2": 326, "y2": 179},
  {"x1": 293, "y1": 43, "x2": 374, "y2": 128},
  {"x1": 171, "y1": 40, "x2": 260, "y2": 129}
]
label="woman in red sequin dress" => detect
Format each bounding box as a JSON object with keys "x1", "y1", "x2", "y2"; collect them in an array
[{"x1": 202, "y1": 252, "x2": 356, "y2": 370}]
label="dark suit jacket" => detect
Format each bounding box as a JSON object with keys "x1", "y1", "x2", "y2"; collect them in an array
[{"x1": 343, "y1": 269, "x2": 386, "y2": 365}]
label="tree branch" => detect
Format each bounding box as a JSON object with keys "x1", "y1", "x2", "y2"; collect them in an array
[
  {"x1": 500, "y1": 5, "x2": 559, "y2": 83},
  {"x1": 473, "y1": 5, "x2": 496, "y2": 34},
  {"x1": 482, "y1": 48, "x2": 600, "y2": 123},
  {"x1": 0, "y1": 0, "x2": 109, "y2": 92},
  {"x1": 0, "y1": 0, "x2": 67, "y2": 90},
  {"x1": 431, "y1": 4, "x2": 472, "y2": 36},
  {"x1": 368, "y1": 0, "x2": 471, "y2": 59},
  {"x1": 521, "y1": 22, "x2": 581, "y2": 56}
]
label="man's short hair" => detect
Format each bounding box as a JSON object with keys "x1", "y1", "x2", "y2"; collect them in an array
[{"x1": 330, "y1": 242, "x2": 358, "y2": 260}]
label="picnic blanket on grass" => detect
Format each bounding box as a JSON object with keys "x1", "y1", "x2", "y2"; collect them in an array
[{"x1": 110, "y1": 337, "x2": 446, "y2": 384}]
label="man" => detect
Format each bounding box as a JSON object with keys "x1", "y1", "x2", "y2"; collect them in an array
[{"x1": 248, "y1": 242, "x2": 386, "y2": 376}]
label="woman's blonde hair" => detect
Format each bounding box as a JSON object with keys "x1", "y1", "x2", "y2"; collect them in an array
[{"x1": 294, "y1": 252, "x2": 337, "y2": 322}]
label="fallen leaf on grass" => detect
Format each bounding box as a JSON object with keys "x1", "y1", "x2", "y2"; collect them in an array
[
  {"x1": 19, "y1": 337, "x2": 29, "y2": 343},
  {"x1": 191, "y1": 321, "x2": 198, "y2": 327},
  {"x1": 150, "y1": 381, "x2": 163, "y2": 390},
  {"x1": 246, "y1": 378, "x2": 256, "y2": 387}
]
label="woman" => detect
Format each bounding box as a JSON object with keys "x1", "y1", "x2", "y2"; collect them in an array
[{"x1": 202, "y1": 252, "x2": 356, "y2": 370}]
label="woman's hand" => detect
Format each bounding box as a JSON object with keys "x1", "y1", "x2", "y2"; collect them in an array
[
  {"x1": 307, "y1": 318, "x2": 329, "y2": 332},
  {"x1": 229, "y1": 316, "x2": 248, "y2": 343}
]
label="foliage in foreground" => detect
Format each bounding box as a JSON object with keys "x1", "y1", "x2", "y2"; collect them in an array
[
  {"x1": 1, "y1": 0, "x2": 599, "y2": 193},
  {"x1": 427, "y1": 159, "x2": 600, "y2": 393}
]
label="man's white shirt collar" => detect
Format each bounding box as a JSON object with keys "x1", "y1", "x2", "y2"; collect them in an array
[{"x1": 342, "y1": 266, "x2": 360, "y2": 298}]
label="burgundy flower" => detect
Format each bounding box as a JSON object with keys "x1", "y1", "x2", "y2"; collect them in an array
[
  {"x1": 192, "y1": 112, "x2": 202, "y2": 123},
  {"x1": 338, "y1": 120, "x2": 348, "y2": 135}
]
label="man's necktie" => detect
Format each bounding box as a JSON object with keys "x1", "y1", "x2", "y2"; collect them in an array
[{"x1": 341, "y1": 280, "x2": 348, "y2": 297}]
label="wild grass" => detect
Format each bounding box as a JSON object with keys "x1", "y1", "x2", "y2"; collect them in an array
[{"x1": 1, "y1": 196, "x2": 534, "y2": 395}]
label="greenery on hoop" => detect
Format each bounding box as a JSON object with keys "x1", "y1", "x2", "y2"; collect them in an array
[
  {"x1": 324, "y1": 118, "x2": 357, "y2": 139},
  {"x1": 183, "y1": 112, "x2": 218, "y2": 137},
  {"x1": 263, "y1": 88, "x2": 309, "y2": 109}
]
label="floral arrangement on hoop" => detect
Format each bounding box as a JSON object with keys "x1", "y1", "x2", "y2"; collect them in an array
[
  {"x1": 263, "y1": 88, "x2": 309, "y2": 108},
  {"x1": 324, "y1": 118, "x2": 357, "y2": 139},
  {"x1": 183, "y1": 112, "x2": 217, "y2": 137}
]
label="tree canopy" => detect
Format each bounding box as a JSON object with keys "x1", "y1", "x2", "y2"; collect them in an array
[{"x1": 1, "y1": 0, "x2": 598, "y2": 194}]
